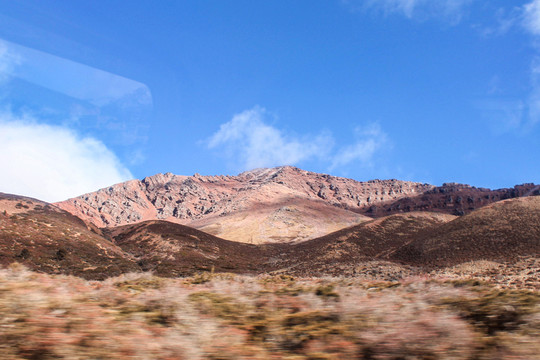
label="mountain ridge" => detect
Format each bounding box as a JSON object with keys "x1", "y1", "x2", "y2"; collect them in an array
[
  {"x1": 55, "y1": 166, "x2": 432, "y2": 243},
  {"x1": 54, "y1": 166, "x2": 540, "y2": 244}
]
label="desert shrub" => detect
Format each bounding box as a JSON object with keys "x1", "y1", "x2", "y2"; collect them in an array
[
  {"x1": 314, "y1": 284, "x2": 339, "y2": 299},
  {"x1": 188, "y1": 291, "x2": 248, "y2": 325},
  {"x1": 440, "y1": 288, "x2": 540, "y2": 335},
  {"x1": 0, "y1": 266, "x2": 538, "y2": 359}
]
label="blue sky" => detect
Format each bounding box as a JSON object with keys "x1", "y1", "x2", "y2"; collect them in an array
[{"x1": 0, "y1": 0, "x2": 539, "y2": 201}]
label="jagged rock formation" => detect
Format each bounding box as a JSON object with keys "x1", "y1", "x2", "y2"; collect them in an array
[
  {"x1": 364, "y1": 182, "x2": 540, "y2": 217},
  {"x1": 55, "y1": 166, "x2": 539, "y2": 244},
  {"x1": 55, "y1": 166, "x2": 431, "y2": 243}
]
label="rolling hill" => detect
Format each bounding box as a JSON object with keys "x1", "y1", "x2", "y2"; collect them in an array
[
  {"x1": 0, "y1": 193, "x2": 138, "y2": 279},
  {"x1": 392, "y1": 196, "x2": 540, "y2": 266},
  {"x1": 54, "y1": 166, "x2": 539, "y2": 245}
]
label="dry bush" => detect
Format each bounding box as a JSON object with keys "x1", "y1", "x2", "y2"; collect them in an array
[{"x1": 0, "y1": 265, "x2": 538, "y2": 359}]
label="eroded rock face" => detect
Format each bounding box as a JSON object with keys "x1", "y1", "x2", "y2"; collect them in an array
[
  {"x1": 364, "y1": 182, "x2": 540, "y2": 217},
  {"x1": 54, "y1": 166, "x2": 433, "y2": 243},
  {"x1": 54, "y1": 166, "x2": 540, "y2": 244}
]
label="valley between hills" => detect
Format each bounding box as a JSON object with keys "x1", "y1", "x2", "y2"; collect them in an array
[
  {"x1": 1, "y1": 165, "x2": 538, "y2": 286},
  {"x1": 1, "y1": 166, "x2": 539, "y2": 358}
]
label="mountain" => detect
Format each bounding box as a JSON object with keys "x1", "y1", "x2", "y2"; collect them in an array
[
  {"x1": 1, "y1": 189, "x2": 539, "y2": 286},
  {"x1": 364, "y1": 182, "x2": 540, "y2": 217},
  {"x1": 392, "y1": 196, "x2": 540, "y2": 267},
  {"x1": 266, "y1": 197, "x2": 540, "y2": 281},
  {"x1": 105, "y1": 220, "x2": 265, "y2": 277},
  {"x1": 55, "y1": 166, "x2": 430, "y2": 243},
  {"x1": 0, "y1": 192, "x2": 267, "y2": 279},
  {"x1": 0, "y1": 192, "x2": 138, "y2": 279},
  {"x1": 55, "y1": 166, "x2": 540, "y2": 245},
  {"x1": 269, "y1": 212, "x2": 456, "y2": 277}
]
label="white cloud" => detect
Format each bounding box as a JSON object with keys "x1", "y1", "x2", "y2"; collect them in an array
[
  {"x1": 523, "y1": 0, "x2": 540, "y2": 36},
  {"x1": 331, "y1": 124, "x2": 388, "y2": 169},
  {"x1": 208, "y1": 107, "x2": 333, "y2": 170},
  {"x1": 349, "y1": 0, "x2": 472, "y2": 23},
  {"x1": 207, "y1": 107, "x2": 388, "y2": 172},
  {"x1": 0, "y1": 113, "x2": 133, "y2": 202}
]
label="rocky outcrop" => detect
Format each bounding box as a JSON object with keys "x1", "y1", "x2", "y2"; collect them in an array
[
  {"x1": 363, "y1": 182, "x2": 540, "y2": 217},
  {"x1": 54, "y1": 166, "x2": 432, "y2": 243},
  {"x1": 55, "y1": 166, "x2": 539, "y2": 244}
]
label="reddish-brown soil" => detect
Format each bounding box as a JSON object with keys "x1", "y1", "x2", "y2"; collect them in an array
[
  {"x1": 2, "y1": 192, "x2": 539, "y2": 286},
  {"x1": 106, "y1": 220, "x2": 265, "y2": 277},
  {"x1": 0, "y1": 193, "x2": 138, "y2": 279},
  {"x1": 54, "y1": 166, "x2": 539, "y2": 246}
]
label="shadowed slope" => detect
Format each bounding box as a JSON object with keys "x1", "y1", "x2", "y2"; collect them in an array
[
  {"x1": 0, "y1": 193, "x2": 138, "y2": 279},
  {"x1": 268, "y1": 212, "x2": 457, "y2": 277},
  {"x1": 392, "y1": 196, "x2": 540, "y2": 266},
  {"x1": 107, "y1": 220, "x2": 267, "y2": 277}
]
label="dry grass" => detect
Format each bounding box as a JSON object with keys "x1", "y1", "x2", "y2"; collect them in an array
[{"x1": 0, "y1": 264, "x2": 539, "y2": 359}]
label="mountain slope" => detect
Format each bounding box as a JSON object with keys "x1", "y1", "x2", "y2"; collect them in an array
[
  {"x1": 55, "y1": 166, "x2": 430, "y2": 243},
  {"x1": 0, "y1": 193, "x2": 138, "y2": 279},
  {"x1": 269, "y1": 212, "x2": 456, "y2": 277},
  {"x1": 106, "y1": 220, "x2": 266, "y2": 276},
  {"x1": 392, "y1": 196, "x2": 540, "y2": 266},
  {"x1": 190, "y1": 200, "x2": 369, "y2": 244}
]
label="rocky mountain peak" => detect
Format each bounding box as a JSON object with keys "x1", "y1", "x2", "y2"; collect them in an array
[
  {"x1": 53, "y1": 166, "x2": 434, "y2": 243},
  {"x1": 54, "y1": 166, "x2": 539, "y2": 244}
]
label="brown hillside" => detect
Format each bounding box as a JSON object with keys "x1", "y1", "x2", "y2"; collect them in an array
[
  {"x1": 0, "y1": 193, "x2": 138, "y2": 279},
  {"x1": 392, "y1": 196, "x2": 540, "y2": 267},
  {"x1": 268, "y1": 212, "x2": 456, "y2": 278},
  {"x1": 363, "y1": 182, "x2": 540, "y2": 217},
  {"x1": 107, "y1": 220, "x2": 267, "y2": 277}
]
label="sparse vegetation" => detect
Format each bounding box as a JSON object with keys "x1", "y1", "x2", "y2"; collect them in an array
[
  {"x1": 1, "y1": 191, "x2": 539, "y2": 358},
  {"x1": 0, "y1": 264, "x2": 538, "y2": 359}
]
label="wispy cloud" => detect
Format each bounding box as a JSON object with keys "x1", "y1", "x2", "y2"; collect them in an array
[
  {"x1": 346, "y1": 0, "x2": 473, "y2": 24},
  {"x1": 527, "y1": 58, "x2": 540, "y2": 126},
  {"x1": 523, "y1": 0, "x2": 540, "y2": 125},
  {"x1": 207, "y1": 107, "x2": 389, "y2": 172},
  {"x1": 0, "y1": 40, "x2": 20, "y2": 84},
  {"x1": 208, "y1": 107, "x2": 333, "y2": 170},
  {"x1": 0, "y1": 112, "x2": 133, "y2": 202},
  {"x1": 476, "y1": 99, "x2": 525, "y2": 134},
  {"x1": 523, "y1": 0, "x2": 540, "y2": 36},
  {"x1": 330, "y1": 124, "x2": 388, "y2": 169},
  {"x1": 484, "y1": 0, "x2": 540, "y2": 132},
  {"x1": 472, "y1": 1, "x2": 540, "y2": 133}
]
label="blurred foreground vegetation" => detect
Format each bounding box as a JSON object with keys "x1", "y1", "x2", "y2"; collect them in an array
[{"x1": 0, "y1": 264, "x2": 539, "y2": 359}]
